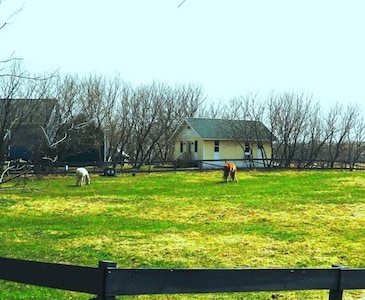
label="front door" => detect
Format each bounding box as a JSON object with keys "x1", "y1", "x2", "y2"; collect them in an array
[{"x1": 193, "y1": 140, "x2": 198, "y2": 160}]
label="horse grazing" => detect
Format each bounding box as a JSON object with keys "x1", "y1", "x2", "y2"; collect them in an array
[
  {"x1": 223, "y1": 162, "x2": 238, "y2": 182},
  {"x1": 76, "y1": 167, "x2": 91, "y2": 186}
]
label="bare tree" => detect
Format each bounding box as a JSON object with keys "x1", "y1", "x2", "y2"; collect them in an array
[
  {"x1": 109, "y1": 82, "x2": 205, "y2": 167},
  {"x1": 346, "y1": 112, "x2": 365, "y2": 168},
  {"x1": 267, "y1": 92, "x2": 315, "y2": 167},
  {"x1": 197, "y1": 100, "x2": 225, "y2": 119},
  {"x1": 324, "y1": 103, "x2": 362, "y2": 168},
  {"x1": 0, "y1": 61, "x2": 56, "y2": 168},
  {"x1": 58, "y1": 75, "x2": 115, "y2": 162},
  {"x1": 96, "y1": 75, "x2": 125, "y2": 163},
  {"x1": 107, "y1": 85, "x2": 136, "y2": 166},
  {"x1": 53, "y1": 74, "x2": 122, "y2": 163},
  {"x1": 128, "y1": 83, "x2": 166, "y2": 165},
  {"x1": 1, "y1": 3, "x2": 60, "y2": 170},
  {"x1": 294, "y1": 102, "x2": 329, "y2": 167}
]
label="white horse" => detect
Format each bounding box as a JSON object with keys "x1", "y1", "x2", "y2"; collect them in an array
[{"x1": 75, "y1": 167, "x2": 91, "y2": 186}]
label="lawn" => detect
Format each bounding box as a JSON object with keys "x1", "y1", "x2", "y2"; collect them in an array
[{"x1": 0, "y1": 170, "x2": 365, "y2": 299}]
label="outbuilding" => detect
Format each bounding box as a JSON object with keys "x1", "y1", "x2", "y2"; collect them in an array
[{"x1": 170, "y1": 117, "x2": 273, "y2": 168}]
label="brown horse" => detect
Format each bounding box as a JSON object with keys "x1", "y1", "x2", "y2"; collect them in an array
[{"x1": 223, "y1": 162, "x2": 238, "y2": 182}]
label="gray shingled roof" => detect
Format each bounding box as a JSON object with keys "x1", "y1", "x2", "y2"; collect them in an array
[{"x1": 184, "y1": 117, "x2": 272, "y2": 141}]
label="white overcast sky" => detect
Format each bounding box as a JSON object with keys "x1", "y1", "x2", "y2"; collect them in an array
[{"x1": 1, "y1": 0, "x2": 365, "y2": 109}]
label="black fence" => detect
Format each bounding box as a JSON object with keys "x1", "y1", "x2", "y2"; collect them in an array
[
  {"x1": 46, "y1": 159, "x2": 365, "y2": 173},
  {"x1": 2, "y1": 158, "x2": 365, "y2": 181},
  {"x1": 73, "y1": 158, "x2": 365, "y2": 170},
  {"x1": 1, "y1": 257, "x2": 364, "y2": 299}
]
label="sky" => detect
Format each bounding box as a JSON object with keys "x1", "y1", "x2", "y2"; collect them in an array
[{"x1": 1, "y1": 0, "x2": 365, "y2": 110}]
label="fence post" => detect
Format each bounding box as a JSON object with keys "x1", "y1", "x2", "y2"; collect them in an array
[
  {"x1": 328, "y1": 265, "x2": 345, "y2": 300},
  {"x1": 90, "y1": 261, "x2": 117, "y2": 300}
]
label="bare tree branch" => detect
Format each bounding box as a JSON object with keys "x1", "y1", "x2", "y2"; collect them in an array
[
  {"x1": 41, "y1": 155, "x2": 58, "y2": 163},
  {"x1": 40, "y1": 126, "x2": 67, "y2": 149},
  {"x1": 0, "y1": 1, "x2": 24, "y2": 30},
  {"x1": 0, "y1": 68, "x2": 59, "y2": 80},
  {"x1": 0, "y1": 22, "x2": 6, "y2": 30},
  {"x1": 0, "y1": 165, "x2": 14, "y2": 184},
  {"x1": 0, "y1": 55, "x2": 23, "y2": 64},
  {"x1": 177, "y1": 0, "x2": 186, "y2": 8}
]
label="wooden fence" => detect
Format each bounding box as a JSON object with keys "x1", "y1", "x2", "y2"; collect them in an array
[{"x1": 1, "y1": 257, "x2": 365, "y2": 299}]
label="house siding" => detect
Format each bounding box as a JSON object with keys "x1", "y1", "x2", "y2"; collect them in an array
[
  {"x1": 201, "y1": 140, "x2": 271, "y2": 160},
  {"x1": 218, "y1": 140, "x2": 242, "y2": 159},
  {"x1": 202, "y1": 140, "x2": 239, "y2": 160}
]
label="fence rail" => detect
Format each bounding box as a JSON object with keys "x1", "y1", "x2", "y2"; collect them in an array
[
  {"x1": 53, "y1": 158, "x2": 365, "y2": 173},
  {"x1": 1, "y1": 257, "x2": 365, "y2": 299},
  {"x1": 3, "y1": 158, "x2": 365, "y2": 179}
]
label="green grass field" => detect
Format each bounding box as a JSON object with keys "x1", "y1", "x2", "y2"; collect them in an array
[{"x1": 0, "y1": 170, "x2": 365, "y2": 299}]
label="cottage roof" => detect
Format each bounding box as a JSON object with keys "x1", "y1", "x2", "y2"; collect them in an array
[{"x1": 180, "y1": 117, "x2": 272, "y2": 141}]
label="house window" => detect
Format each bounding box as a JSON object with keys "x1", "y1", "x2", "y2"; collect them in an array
[
  {"x1": 180, "y1": 141, "x2": 184, "y2": 153},
  {"x1": 244, "y1": 143, "x2": 251, "y2": 159},
  {"x1": 214, "y1": 140, "x2": 219, "y2": 152},
  {"x1": 194, "y1": 140, "x2": 198, "y2": 153}
]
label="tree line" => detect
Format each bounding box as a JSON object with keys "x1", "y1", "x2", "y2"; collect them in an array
[
  {"x1": 223, "y1": 93, "x2": 365, "y2": 168},
  {"x1": 0, "y1": 62, "x2": 206, "y2": 168},
  {"x1": 1, "y1": 61, "x2": 365, "y2": 169}
]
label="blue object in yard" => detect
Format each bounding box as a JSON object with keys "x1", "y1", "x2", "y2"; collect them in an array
[{"x1": 104, "y1": 168, "x2": 116, "y2": 176}]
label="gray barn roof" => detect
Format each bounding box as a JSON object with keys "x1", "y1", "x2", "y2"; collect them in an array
[{"x1": 182, "y1": 117, "x2": 272, "y2": 141}]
